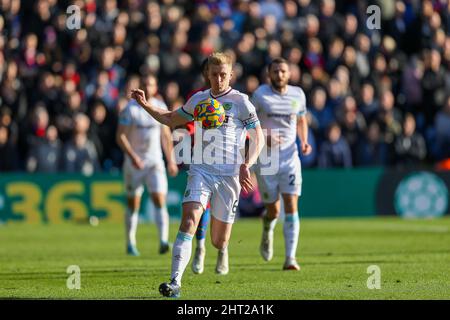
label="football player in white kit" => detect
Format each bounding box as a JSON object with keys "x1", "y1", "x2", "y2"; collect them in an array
[
  {"x1": 252, "y1": 58, "x2": 312, "y2": 270},
  {"x1": 116, "y1": 74, "x2": 179, "y2": 256},
  {"x1": 131, "y1": 52, "x2": 265, "y2": 298}
]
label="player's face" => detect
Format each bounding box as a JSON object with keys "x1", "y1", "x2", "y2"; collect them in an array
[
  {"x1": 269, "y1": 63, "x2": 290, "y2": 91},
  {"x1": 208, "y1": 63, "x2": 232, "y2": 93},
  {"x1": 143, "y1": 77, "x2": 158, "y2": 97}
]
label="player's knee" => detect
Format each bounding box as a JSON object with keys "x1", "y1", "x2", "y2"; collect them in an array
[
  {"x1": 180, "y1": 217, "x2": 196, "y2": 233},
  {"x1": 266, "y1": 208, "x2": 280, "y2": 219},
  {"x1": 211, "y1": 237, "x2": 227, "y2": 250},
  {"x1": 151, "y1": 194, "x2": 165, "y2": 208},
  {"x1": 284, "y1": 202, "x2": 297, "y2": 214},
  {"x1": 127, "y1": 197, "x2": 140, "y2": 211}
]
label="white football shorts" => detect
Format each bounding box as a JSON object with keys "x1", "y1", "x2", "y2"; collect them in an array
[
  {"x1": 256, "y1": 157, "x2": 302, "y2": 204},
  {"x1": 123, "y1": 158, "x2": 168, "y2": 197},
  {"x1": 182, "y1": 167, "x2": 241, "y2": 224}
]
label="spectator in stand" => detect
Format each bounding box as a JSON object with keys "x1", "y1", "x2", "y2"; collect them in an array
[
  {"x1": 434, "y1": 96, "x2": 450, "y2": 160},
  {"x1": 356, "y1": 121, "x2": 388, "y2": 166},
  {"x1": 0, "y1": 107, "x2": 19, "y2": 145},
  {"x1": 88, "y1": 100, "x2": 120, "y2": 170},
  {"x1": 0, "y1": 125, "x2": 19, "y2": 171},
  {"x1": 26, "y1": 125, "x2": 62, "y2": 173},
  {"x1": 337, "y1": 95, "x2": 367, "y2": 162},
  {"x1": 394, "y1": 113, "x2": 427, "y2": 167},
  {"x1": 61, "y1": 113, "x2": 100, "y2": 175},
  {"x1": 308, "y1": 86, "x2": 334, "y2": 142},
  {"x1": 358, "y1": 82, "x2": 379, "y2": 122},
  {"x1": 376, "y1": 90, "x2": 402, "y2": 146},
  {"x1": 421, "y1": 48, "x2": 447, "y2": 125},
  {"x1": 318, "y1": 122, "x2": 352, "y2": 168}
]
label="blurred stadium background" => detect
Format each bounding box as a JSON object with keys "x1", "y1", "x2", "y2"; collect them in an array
[{"x1": 0, "y1": 0, "x2": 449, "y2": 222}]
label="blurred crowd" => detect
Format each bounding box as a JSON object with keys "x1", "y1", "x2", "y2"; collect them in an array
[{"x1": 1, "y1": 0, "x2": 450, "y2": 174}]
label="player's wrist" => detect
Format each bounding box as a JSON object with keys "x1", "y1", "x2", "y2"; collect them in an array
[{"x1": 241, "y1": 163, "x2": 250, "y2": 169}]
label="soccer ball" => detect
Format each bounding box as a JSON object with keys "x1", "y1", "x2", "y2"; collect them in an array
[{"x1": 193, "y1": 98, "x2": 225, "y2": 129}]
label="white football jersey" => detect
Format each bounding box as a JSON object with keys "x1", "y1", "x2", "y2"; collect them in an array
[
  {"x1": 252, "y1": 84, "x2": 307, "y2": 163},
  {"x1": 177, "y1": 87, "x2": 260, "y2": 176},
  {"x1": 119, "y1": 97, "x2": 168, "y2": 165}
]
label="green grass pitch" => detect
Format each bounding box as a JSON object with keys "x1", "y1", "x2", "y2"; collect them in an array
[{"x1": 0, "y1": 217, "x2": 449, "y2": 300}]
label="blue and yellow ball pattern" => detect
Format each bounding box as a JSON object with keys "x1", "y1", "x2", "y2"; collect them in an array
[{"x1": 193, "y1": 98, "x2": 225, "y2": 129}]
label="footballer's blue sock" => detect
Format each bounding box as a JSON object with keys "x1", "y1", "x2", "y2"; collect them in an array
[
  {"x1": 171, "y1": 231, "x2": 193, "y2": 285},
  {"x1": 125, "y1": 207, "x2": 139, "y2": 247},
  {"x1": 284, "y1": 213, "x2": 300, "y2": 259},
  {"x1": 154, "y1": 205, "x2": 169, "y2": 245},
  {"x1": 195, "y1": 208, "x2": 210, "y2": 249}
]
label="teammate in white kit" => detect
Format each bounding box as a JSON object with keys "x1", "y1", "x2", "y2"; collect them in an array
[
  {"x1": 131, "y1": 52, "x2": 265, "y2": 298},
  {"x1": 116, "y1": 74, "x2": 178, "y2": 256},
  {"x1": 252, "y1": 58, "x2": 312, "y2": 270}
]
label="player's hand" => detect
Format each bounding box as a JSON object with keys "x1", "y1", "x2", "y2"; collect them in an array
[
  {"x1": 266, "y1": 134, "x2": 283, "y2": 148},
  {"x1": 239, "y1": 164, "x2": 254, "y2": 193},
  {"x1": 301, "y1": 142, "x2": 312, "y2": 155},
  {"x1": 131, "y1": 89, "x2": 147, "y2": 107},
  {"x1": 167, "y1": 161, "x2": 179, "y2": 177},
  {"x1": 131, "y1": 155, "x2": 145, "y2": 170}
]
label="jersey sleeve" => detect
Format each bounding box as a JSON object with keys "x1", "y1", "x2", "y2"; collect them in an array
[
  {"x1": 239, "y1": 95, "x2": 260, "y2": 129},
  {"x1": 297, "y1": 88, "x2": 307, "y2": 117},
  {"x1": 118, "y1": 102, "x2": 133, "y2": 126},
  {"x1": 176, "y1": 92, "x2": 198, "y2": 121},
  {"x1": 250, "y1": 89, "x2": 262, "y2": 113}
]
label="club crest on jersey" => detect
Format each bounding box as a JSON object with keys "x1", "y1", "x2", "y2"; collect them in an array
[
  {"x1": 222, "y1": 102, "x2": 233, "y2": 111},
  {"x1": 291, "y1": 100, "x2": 298, "y2": 109}
]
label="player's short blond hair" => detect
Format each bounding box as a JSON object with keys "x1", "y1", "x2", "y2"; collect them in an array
[{"x1": 207, "y1": 52, "x2": 233, "y2": 68}]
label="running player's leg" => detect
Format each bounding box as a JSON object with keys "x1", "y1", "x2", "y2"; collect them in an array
[
  {"x1": 196, "y1": 206, "x2": 209, "y2": 249},
  {"x1": 192, "y1": 204, "x2": 209, "y2": 274},
  {"x1": 280, "y1": 193, "x2": 300, "y2": 270},
  {"x1": 159, "y1": 171, "x2": 211, "y2": 298},
  {"x1": 151, "y1": 192, "x2": 170, "y2": 254},
  {"x1": 159, "y1": 202, "x2": 204, "y2": 298},
  {"x1": 279, "y1": 158, "x2": 302, "y2": 270},
  {"x1": 124, "y1": 162, "x2": 145, "y2": 256},
  {"x1": 210, "y1": 215, "x2": 232, "y2": 275},
  {"x1": 209, "y1": 175, "x2": 240, "y2": 275},
  {"x1": 125, "y1": 195, "x2": 142, "y2": 256},
  {"x1": 147, "y1": 163, "x2": 170, "y2": 254},
  {"x1": 256, "y1": 173, "x2": 280, "y2": 261}
]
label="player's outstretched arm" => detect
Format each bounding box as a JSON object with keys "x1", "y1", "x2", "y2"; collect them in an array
[
  {"x1": 240, "y1": 125, "x2": 265, "y2": 193},
  {"x1": 131, "y1": 89, "x2": 189, "y2": 128},
  {"x1": 297, "y1": 114, "x2": 312, "y2": 155}
]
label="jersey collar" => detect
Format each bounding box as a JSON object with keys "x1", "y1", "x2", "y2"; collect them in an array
[{"x1": 210, "y1": 87, "x2": 232, "y2": 99}]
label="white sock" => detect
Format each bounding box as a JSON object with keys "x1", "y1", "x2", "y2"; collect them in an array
[
  {"x1": 283, "y1": 213, "x2": 300, "y2": 259},
  {"x1": 154, "y1": 205, "x2": 169, "y2": 244},
  {"x1": 197, "y1": 238, "x2": 206, "y2": 249},
  {"x1": 219, "y1": 245, "x2": 228, "y2": 254},
  {"x1": 263, "y1": 214, "x2": 278, "y2": 233},
  {"x1": 171, "y1": 231, "x2": 193, "y2": 285},
  {"x1": 125, "y1": 208, "x2": 139, "y2": 246}
]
